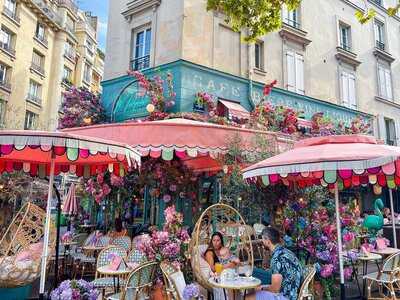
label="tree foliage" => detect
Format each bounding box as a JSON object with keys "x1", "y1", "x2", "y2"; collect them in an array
[{"x1": 207, "y1": 0, "x2": 301, "y2": 42}]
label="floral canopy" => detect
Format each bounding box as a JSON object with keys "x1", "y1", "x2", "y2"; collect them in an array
[{"x1": 0, "y1": 130, "x2": 141, "y2": 177}]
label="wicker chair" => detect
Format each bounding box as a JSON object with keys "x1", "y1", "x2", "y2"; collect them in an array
[
  {"x1": 126, "y1": 249, "x2": 147, "y2": 267},
  {"x1": 111, "y1": 236, "x2": 131, "y2": 252},
  {"x1": 297, "y1": 265, "x2": 316, "y2": 300},
  {"x1": 161, "y1": 261, "x2": 188, "y2": 300},
  {"x1": 92, "y1": 245, "x2": 128, "y2": 297},
  {"x1": 106, "y1": 261, "x2": 158, "y2": 300},
  {"x1": 364, "y1": 251, "x2": 400, "y2": 300},
  {"x1": 190, "y1": 203, "x2": 254, "y2": 291},
  {"x1": 0, "y1": 202, "x2": 55, "y2": 288}
]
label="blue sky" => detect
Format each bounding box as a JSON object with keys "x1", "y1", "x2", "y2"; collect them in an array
[{"x1": 76, "y1": 0, "x2": 109, "y2": 51}]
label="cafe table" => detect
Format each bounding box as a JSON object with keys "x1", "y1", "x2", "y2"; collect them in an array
[
  {"x1": 97, "y1": 266, "x2": 132, "y2": 293},
  {"x1": 370, "y1": 247, "x2": 400, "y2": 257},
  {"x1": 209, "y1": 276, "x2": 261, "y2": 300}
]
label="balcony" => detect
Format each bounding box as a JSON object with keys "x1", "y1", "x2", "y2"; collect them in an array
[
  {"x1": 64, "y1": 49, "x2": 76, "y2": 61},
  {"x1": 339, "y1": 43, "x2": 351, "y2": 52},
  {"x1": 283, "y1": 18, "x2": 301, "y2": 29},
  {"x1": 130, "y1": 55, "x2": 150, "y2": 71},
  {"x1": 376, "y1": 40, "x2": 385, "y2": 51},
  {"x1": 0, "y1": 80, "x2": 11, "y2": 92},
  {"x1": 65, "y1": 23, "x2": 75, "y2": 34},
  {"x1": 62, "y1": 77, "x2": 73, "y2": 86},
  {"x1": 28, "y1": 0, "x2": 62, "y2": 27},
  {"x1": 30, "y1": 62, "x2": 45, "y2": 76},
  {"x1": 26, "y1": 94, "x2": 42, "y2": 105},
  {"x1": 2, "y1": 6, "x2": 20, "y2": 24},
  {"x1": 34, "y1": 34, "x2": 48, "y2": 47},
  {"x1": 0, "y1": 42, "x2": 16, "y2": 57},
  {"x1": 57, "y1": 0, "x2": 78, "y2": 15}
]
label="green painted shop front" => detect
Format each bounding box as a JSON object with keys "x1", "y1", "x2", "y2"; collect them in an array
[{"x1": 101, "y1": 60, "x2": 373, "y2": 227}]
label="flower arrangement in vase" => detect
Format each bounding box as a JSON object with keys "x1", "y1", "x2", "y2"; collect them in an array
[{"x1": 50, "y1": 279, "x2": 98, "y2": 300}]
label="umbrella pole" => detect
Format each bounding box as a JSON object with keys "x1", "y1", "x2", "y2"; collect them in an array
[
  {"x1": 39, "y1": 157, "x2": 55, "y2": 300},
  {"x1": 334, "y1": 184, "x2": 345, "y2": 300},
  {"x1": 389, "y1": 189, "x2": 397, "y2": 248},
  {"x1": 54, "y1": 184, "x2": 62, "y2": 289}
]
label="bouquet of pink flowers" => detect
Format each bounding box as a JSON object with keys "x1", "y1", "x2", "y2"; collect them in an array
[
  {"x1": 137, "y1": 205, "x2": 190, "y2": 268},
  {"x1": 61, "y1": 231, "x2": 73, "y2": 243}
]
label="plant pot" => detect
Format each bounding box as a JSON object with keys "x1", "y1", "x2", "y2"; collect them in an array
[{"x1": 152, "y1": 285, "x2": 168, "y2": 300}]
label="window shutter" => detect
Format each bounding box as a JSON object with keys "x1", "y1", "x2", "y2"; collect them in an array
[
  {"x1": 295, "y1": 53, "x2": 304, "y2": 94},
  {"x1": 341, "y1": 71, "x2": 349, "y2": 107},
  {"x1": 286, "y1": 51, "x2": 296, "y2": 92},
  {"x1": 384, "y1": 68, "x2": 393, "y2": 100},
  {"x1": 348, "y1": 73, "x2": 356, "y2": 108},
  {"x1": 377, "y1": 114, "x2": 387, "y2": 142},
  {"x1": 395, "y1": 119, "x2": 400, "y2": 146},
  {"x1": 378, "y1": 64, "x2": 385, "y2": 97}
]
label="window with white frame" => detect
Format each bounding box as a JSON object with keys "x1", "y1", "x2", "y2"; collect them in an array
[
  {"x1": 63, "y1": 66, "x2": 72, "y2": 83},
  {"x1": 282, "y1": 5, "x2": 300, "y2": 28},
  {"x1": 131, "y1": 27, "x2": 151, "y2": 71},
  {"x1": 83, "y1": 63, "x2": 91, "y2": 83},
  {"x1": 35, "y1": 23, "x2": 45, "y2": 42},
  {"x1": 286, "y1": 50, "x2": 304, "y2": 95},
  {"x1": 254, "y1": 41, "x2": 264, "y2": 70},
  {"x1": 0, "y1": 63, "x2": 8, "y2": 84},
  {"x1": 377, "y1": 63, "x2": 393, "y2": 100},
  {"x1": 339, "y1": 23, "x2": 351, "y2": 51},
  {"x1": 385, "y1": 118, "x2": 396, "y2": 145},
  {"x1": 0, "y1": 100, "x2": 6, "y2": 126},
  {"x1": 24, "y1": 111, "x2": 38, "y2": 130},
  {"x1": 374, "y1": 19, "x2": 385, "y2": 51},
  {"x1": 4, "y1": 0, "x2": 16, "y2": 16},
  {"x1": 27, "y1": 80, "x2": 41, "y2": 104},
  {"x1": 0, "y1": 27, "x2": 13, "y2": 52},
  {"x1": 64, "y1": 40, "x2": 75, "y2": 59},
  {"x1": 32, "y1": 50, "x2": 44, "y2": 74},
  {"x1": 340, "y1": 70, "x2": 356, "y2": 109}
]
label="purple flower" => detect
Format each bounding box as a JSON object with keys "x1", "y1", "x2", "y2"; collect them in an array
[
  {"x1": 183, "y1": 283, "x2": 200, "y2": 300},
  {"x1": 316, "y1": 250, "x2": 330, "y2": 261}
]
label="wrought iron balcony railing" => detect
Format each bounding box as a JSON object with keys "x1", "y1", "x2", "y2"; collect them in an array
[
  {"x1": 130, "y1": 55, "x2": 150, "y2": 71},
  {"x1": 3, "y1": 6, "x2": 20, "y2": 23}
]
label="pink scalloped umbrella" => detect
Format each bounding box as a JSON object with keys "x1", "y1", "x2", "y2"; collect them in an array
[
  {"x1": 62, "y1": 183, "x2": 78, "y2": 216},
  {"x1": 0, "y1": 130, "x2": 141, "y2": 299},
  {"x1": 243, "y1": 135, "x2": 400, "y2": 300}
]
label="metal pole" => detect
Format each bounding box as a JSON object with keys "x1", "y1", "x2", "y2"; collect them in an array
[
  {"x1": 39, "y1": 157, "x2": 55, "y2": 300},
  {"x1": 53, "y1": 184, "x2": 62, "y2": 288},
  {"x1": 334, "y1": 184, "x2": 345, "y2": 300},
  {"x1": 389, "y1": 189, "x2": 397, "y2": 248}
]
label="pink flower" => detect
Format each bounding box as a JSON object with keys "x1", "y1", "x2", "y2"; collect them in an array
[
  {"x1": 343, "y1": 232, "x2": 355, "y2": 243},
  {"x1": 163, "y1": 194, "x2": 172, "y2": 203},
  {"x1": 320, "y1": 264, "x2": 334, "y2": 278},
  {"x1": 169, "y1": 184, "x2": 177, "y2": 192},
  {"x1": 97, "y1": 173, "x2": 104, "y2": 184},
  {"x1": 344, "y1": 267, "x2": 353, "y2": 280}
]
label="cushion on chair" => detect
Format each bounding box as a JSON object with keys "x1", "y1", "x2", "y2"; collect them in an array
[
  {"x1": 92, "y1": 277, "x2": 125, "y2": 288},
  {"x1": 364, "y1": 271, "x2": 400, "y2": 283}
]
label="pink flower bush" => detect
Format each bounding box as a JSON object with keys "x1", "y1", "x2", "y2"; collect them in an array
[
  {"x1": 320, "y1": 264, "x2": 334, "y2": 278},
  {"x1": 344, "y1": 267, "x2": 353, "y2": 280}
]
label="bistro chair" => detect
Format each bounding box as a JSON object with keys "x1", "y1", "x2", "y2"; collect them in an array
[
  {"x1": 190, "y1": 203, "x2": 254, "y2": 291},
  {"x1": 111, "y1": 236, "x2": 131, "y2": 252},
  {"x1": 106, "y1": 261, "x2": 158, "y2": 300},
  {"x1": 126, "y1": 249, "x2": 147, "y2": 269},
  {"x1": 160, "y1": 260, "x2": 187, "y2": 300},
  {"x1": 92, "y1": 245, "x2": 127, "y2": 298},
  {"x1": 297, "y1": 265, "x2": 316, "y2": 300},
  {"x1": 364, "y1": 251, "x2": 400, "y2": 300}
]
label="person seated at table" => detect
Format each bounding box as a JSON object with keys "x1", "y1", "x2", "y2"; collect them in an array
[
  {"x1": 247, "y1": 227, "x2": 304, "y2": 300},
  {"x1": 219, "y1": 246, "x2": 240, "y2": 267},
  {"x1": 204, "y1": 232, "x2": 239, "y2": 272}
]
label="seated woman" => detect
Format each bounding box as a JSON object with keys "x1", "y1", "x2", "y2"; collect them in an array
[
  {"x1": 247, "y1": 227, "x2": 304, "y2": 300},
  {"x1": 204, "y1": 232, "x2": 239, "y2": 272}
]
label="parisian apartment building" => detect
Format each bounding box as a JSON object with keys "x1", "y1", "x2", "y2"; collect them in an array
[
  {"x1": 0, "y1": 0, "x2": 104, "y2": 131},
  {"x1": 105, "y1": 0, "x2": 400, "y2": 146}
]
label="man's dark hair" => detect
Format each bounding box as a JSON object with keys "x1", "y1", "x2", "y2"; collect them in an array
[{"x1": 261, "y1": 226, "x2": 281, "y2": 244}]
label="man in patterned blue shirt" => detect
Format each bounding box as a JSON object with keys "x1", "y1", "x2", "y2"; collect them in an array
[{"x1": 247, "y1": 227, "x2": 304, "y2": 300}]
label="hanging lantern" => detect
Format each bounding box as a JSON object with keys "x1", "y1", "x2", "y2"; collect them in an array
[
  {"x1": 222, "y1": 165, "x2": 228, "y2": 174},
  {"x1": 83, "y1": 117, "x2": 92, "y2": 124},
  {"x1": 146, "y1": 103, "x2": 155, "y2": 113}
]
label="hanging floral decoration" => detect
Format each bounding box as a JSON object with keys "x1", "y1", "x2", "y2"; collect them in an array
[
  {"x1": 84, "y1": 171, "x2": 126, "y2": 204},
  {"x1": 193, "y1": 92, "x2": 217, "y2": 116},
  {"x1": 127, "y1": 70, "x2": 176, "y2": 120},
  {"x1": 58, "y1": 87, "x2": 106, "y2": 129}
]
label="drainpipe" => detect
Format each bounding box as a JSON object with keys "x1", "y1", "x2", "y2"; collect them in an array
[{"x1": 247, "y1": 30, "x2": 255, "y2": 109}]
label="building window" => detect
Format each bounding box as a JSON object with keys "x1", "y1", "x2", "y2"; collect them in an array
[
  {"x1": 24, "y1": 111, "x2": 38, "y2": 130},
  {"x1": 385, "y1": 118, "x2": 396, "y2": 145},
  {"x1": 27, "y1": 80, "x2": 41, "y2": 104},
  {"x1": 66, "y1": 14, "x2": 75, "y2": 33},
  {"x1": 31, "y1": 50, "x2": 45, "y2": 75},
  {"x1": 0, "y1": 26, "x2": 15, "y2": 55},
  {"x1": 35, "y1": 23, "x2": 46, "y2": 44},
  {"x1": 371, "y1": 0, "x2": 383, "y2": 6},
  {"x1": 62, "y1": 66, "x2": 72, "y2": 84},
  {"x1": 254, "y1": 41, "x2": 264, "y2": 70},
  {"x1": 86, "y1": 38, "x2": 94, "y2": 56},
  {"x1": 339, "y1": 23, "x2": 351, "y2": 51},
  {"x1": 64, "y1": 40, "x2": 75, "y2": 60},
  {"x1": 4, "y1": 0, "x2": 18, "y2": 22},
  {"x1": 374, "y1": 19, "x2": 385, "y2": 51},
  {"x1": 0, "y1": 63, "x2": 10, "y2": 90},
  {"x1": 282, "y1": 5, "x2": 300, "y2": 29},
  {"x1": 0, "y1": 100, "x2": 6, "y2": 126},
  {"x1": 377, "y1": 63, "x2": 393, "y2": 100},
  {"x1": 131, "y1": 28, "x2": 151, "y2": 71},
  {"x1": 83, "y1": 63, "x2": 91, "y2": 83},
  {"x1": 286, "y1": 50, "x2": 304, "y2": 95},
  {"x1": 340, "y1": 70, "x2": 356, "y2": 109}
]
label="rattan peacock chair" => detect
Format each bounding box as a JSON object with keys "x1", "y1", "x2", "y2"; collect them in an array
[
  {"x1": 0, "y1": 202, "x2": 56, "y2": 288},
  {"x1": 190, "y1": 203, "x2": 254, "y2": 291}
]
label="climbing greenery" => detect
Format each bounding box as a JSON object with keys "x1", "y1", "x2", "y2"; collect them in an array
[{"x1": 206, "y1": 0, "x2": 301, "y2": 42}]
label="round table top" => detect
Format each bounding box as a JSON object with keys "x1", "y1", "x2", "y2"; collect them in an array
[
  {"x1": 97, "y1": 266, "x2": 132, "y2": 276},
  {"x1": 357, "y1": 253, "x2": 382, "y2": 261},
  {"x1": 371, "y1": 247, "x2": 400, "y2": 256},
  {"x1": 80, "y1": 224, "x2": 95, "y2": 228},
  {"x1": 83, "y1": 245, "x2": 105, "y2": 251},
  {"x1": 62, "y1": 241, "x2": 78, "y2": 246},
  {"x1": 209, "y1": 276, "x2": 261, "y2": 290}
]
